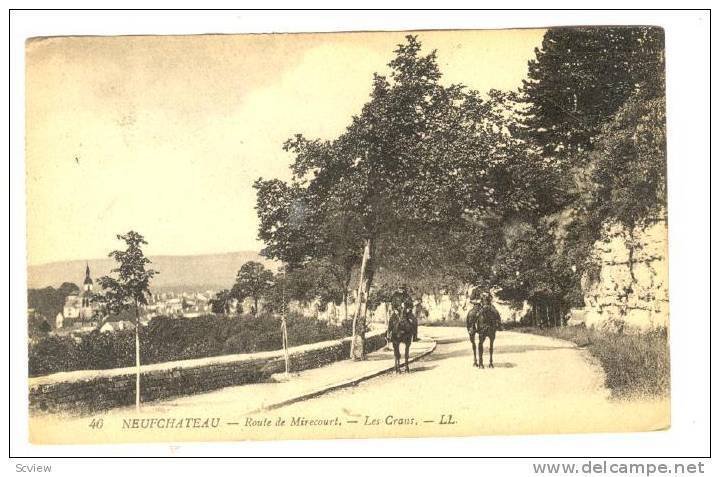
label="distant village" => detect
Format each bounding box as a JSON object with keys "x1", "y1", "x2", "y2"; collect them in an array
[
  {"x1": 27, "y1": 264, "x2": 223, "y2": 337},
  {"x1": 28, "y1": 262, "x2": 357, "y2": 339},
  {"x1": 28, "y1": 262, "x2": 535, "y2": 342}
]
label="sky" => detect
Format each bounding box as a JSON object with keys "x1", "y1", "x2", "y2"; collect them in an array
[{"x1": 26, "y1": 29, "x2": 546, "y2": 266}]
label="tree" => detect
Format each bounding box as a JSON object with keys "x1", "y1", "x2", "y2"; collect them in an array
[
  {"x1": 278, "y1": 37, "x2": 469, "y2": 357},
  {"x1": 27, "y1": 282, "x2": 80, "y2": 322},
  {"x1": 485, "y1": 26, "x2": 668, "y2": 316},
  {"x1": 209, "y1": 289, "x2": 233, "y2": 315},
  {"x1": 519, "y1": 26, "x2": 665, "y2": 161},
  {"x1": 58, "y1": 281, "x2": 81, "y2": 296},
  {"x1": 94, "y1": 231, "x2": 157, "y2": 411},
  {"x1": 255, "y1": 163, "x2": 363, "y2": 322},
  {"x1": 256, "y1": 36, "x2": 519, "y2": 356},
  {"x1": 231, "y1": 261, "x2": 274, "y2": 316}
]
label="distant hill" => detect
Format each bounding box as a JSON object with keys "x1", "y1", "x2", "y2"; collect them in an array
[{"x1": 27, "y1": 252, "x2": 279, "y2": 292}]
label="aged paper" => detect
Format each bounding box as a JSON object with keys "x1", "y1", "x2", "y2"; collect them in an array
[{"x1": 26, "y1": 28, "x2": 669, "y2": 444}]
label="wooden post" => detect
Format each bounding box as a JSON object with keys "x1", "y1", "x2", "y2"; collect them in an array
[
  {"x1": 134, "y1": 303, "x2": 141, "y2": 412},
  {"x1": 281, "y1": 274, "x2": 290, "y2": 376},
  {"x1": 281, "y1": 318, "x2": 289, "y2": 376}
]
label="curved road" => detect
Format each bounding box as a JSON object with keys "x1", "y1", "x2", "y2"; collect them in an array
[
  {"x1": 275, "y1": 327, "x2": 669, "y2": 439},
  {"x1": 29, "y1": 327, "x2": 668, "y2": 444}
]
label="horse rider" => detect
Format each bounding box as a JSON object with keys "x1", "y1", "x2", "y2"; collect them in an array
[
  {"x1": 466, "y1": 289, "x2": 502, "y2": 334},
  {"x1": 387, "y1": 287, "x2": 418, "y2": 342}
]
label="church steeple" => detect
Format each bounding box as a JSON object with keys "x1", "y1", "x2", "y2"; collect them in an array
[{"x1": 83, "y1": 262, "x2": 93, "y2": 292}]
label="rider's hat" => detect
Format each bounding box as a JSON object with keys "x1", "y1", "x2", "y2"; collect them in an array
[
  {"x1": 391, "y1": 287, "x2": 412, "y2": 307},
  {"x1": 470, "y1": 287, "x2": 491, "y2": 304}
]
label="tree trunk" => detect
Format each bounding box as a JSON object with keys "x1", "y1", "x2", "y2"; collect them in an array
[
  {"x1": 344, "y1": 271, "x2": 353, "y2": 323},
  {"x1": 134, "y1": 303, "x2": 141, "y2": 412},
  {"x1": 545, "y1": 303, "x2": 549, "y2": 328},
  {"x1": 350, "y1": 238, "x2": 374, "y2": 360},
  {"x1": 254, "y1": 297, "x2": 259, "y2": 316},
  {"x1": 627, "y1": 224, "x2": 637, "y2": 283},
  {"x1": 532, "y1": 302, "x2": 537, "y2": 327}
]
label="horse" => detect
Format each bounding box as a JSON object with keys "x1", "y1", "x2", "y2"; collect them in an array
[
  {"x1": 466, "y1": 302, "x2": 501, "y2": 369},
  {"x1": 388, "y1": 308, "x2": 416, "y2": 373}
]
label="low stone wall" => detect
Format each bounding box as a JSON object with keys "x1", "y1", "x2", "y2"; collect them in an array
[{"x1": 29, "y1": 331, "x2": 386, "y2": 415}]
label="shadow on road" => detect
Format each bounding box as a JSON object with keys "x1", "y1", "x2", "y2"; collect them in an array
[
  {"x1": 495, "y1": 344, "x2": 576, "y2": 354},
  {"x1": 407, "y1": 364, "x2": 436, "y2": 373},
  {"x1": 424, "y1": 341, "x2": 575, "y2": 365},
  {"x1": 476, "y1": 362, "x2": 516, "y2": 369}
]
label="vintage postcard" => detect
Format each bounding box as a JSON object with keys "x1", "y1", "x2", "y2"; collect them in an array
[{"x1": 25, "y1": 27, "x2": 669, "y2": 444}]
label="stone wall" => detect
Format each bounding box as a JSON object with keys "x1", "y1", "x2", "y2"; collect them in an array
[
  {"x1": 580, "y1": 217, "x2": 669, "y2": 331},
  {"x1": 29, "y1": 331, "x2": 386, "y2": 415}
]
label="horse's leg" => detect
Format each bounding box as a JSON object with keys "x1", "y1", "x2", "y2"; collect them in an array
[
  {"x1": 478, "y1": 334, "x2": 485, "y2": 369},
  {"x1": 488, "y1": 332, "x2": 495, "y2": 368},
  {"x1": 393, "y1": 342, "x2": 400, "y2": 373},
  {"x1": 469, "y1": 332, "x2": 478, "y2": 367},
  {"x1": 404, "y1": 340, "x2": 411, "y2": 372}
]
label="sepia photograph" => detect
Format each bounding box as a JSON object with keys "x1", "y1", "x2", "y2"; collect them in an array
[{"x1": 21, "y1": 24, "x2": 675, "y2": 446}]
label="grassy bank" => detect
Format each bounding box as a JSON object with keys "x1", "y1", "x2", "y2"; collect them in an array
[{"x1": 517, "y1": 326, "x2": 670, "y2": 399}]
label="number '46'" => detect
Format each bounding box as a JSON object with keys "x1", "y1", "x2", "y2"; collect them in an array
[{"x1": 88, "y1": 418, "x2": 104, "y2": 429}]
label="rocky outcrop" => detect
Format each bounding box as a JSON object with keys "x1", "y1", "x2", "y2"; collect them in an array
[{"x1": 581, "y1": 217, "x2": 668, "y2": 331}]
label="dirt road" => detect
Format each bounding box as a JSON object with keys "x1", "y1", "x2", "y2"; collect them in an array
[
  {"x1": 275, "y1": 326, "x2": 669, "y2": 438},
  {"x1": 29, "y1": 327, "x2": 669, "y2": 444}
]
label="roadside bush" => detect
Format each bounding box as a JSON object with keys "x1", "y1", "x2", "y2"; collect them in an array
[
  {"x1": 28, "y1": 312, "x2": 349, "y2": 377},
  {"x1": 28, "y1": 335, "x2": 79, "y2": 376}
]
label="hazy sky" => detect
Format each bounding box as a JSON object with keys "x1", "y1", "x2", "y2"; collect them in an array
[{"x1": 26, "y1": 29, "x2": 545, "y2": 266}]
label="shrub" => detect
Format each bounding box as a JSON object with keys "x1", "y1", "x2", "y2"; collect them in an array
[
  {"x1": 29, "y1": 312, "x2": 349, "y2": 377},
  {"x1": 28, "y1": 335, "x2": 79, "y2": 376}
]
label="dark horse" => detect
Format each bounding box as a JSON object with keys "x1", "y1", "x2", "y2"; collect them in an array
[
  {"x1": 388, "y1": 307, "x2": 416, "y2": 373},
  {"x1": 466, "y1": 296, "x2": 501, "y2": 368}
]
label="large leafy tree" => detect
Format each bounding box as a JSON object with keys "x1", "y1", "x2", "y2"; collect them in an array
[
  {"x1": 95, "y1": 231, "x2": 158, "y2": 411},
  {"x1": 257, "y1": 36, "x2": 510, "y2": 357},
  {"x1": 255, "y1": 172, "x2": 362, "y2": 321},
  {"x1": 231, "y1": 261, "x2": 274, "y2": 316}
]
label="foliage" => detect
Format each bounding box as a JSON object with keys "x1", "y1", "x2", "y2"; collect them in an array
[
  {"x1": 252, "y1": 30, "x2": 667, "y2": 333},
  {"x1": 587, "y1": 95, "x2": 667, "y2": 230},
  {"x1": 94, "y1": 231, "x2": 158, "y2": 321},
  {"x1": 28, "y1": 334, "x2": 81, "y2": 376},
  {"x1": 230, "y1": 261, "x2": 274, "y2": 315},
  {"x1": 37, "y1": 320, "x2": 52, "y2": 333},
  {"x1": 27, "y1": 282, "x2": 80, "y2": 322},
  {"x1": 28, "y1": 313, "x2": 349, "y2": 377},
  {"x1": 487, "y1": 26, "x2": 668, "y2": 309},
  {"x1": 519, "y1": 26, "x2": 665, "y2": 160},
  {"x1": 255, "y1": 36, "x2": 524, "y2": 347},
  {"x1": 209, "y1": 289, "x2": 234, "y2": 314}
]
